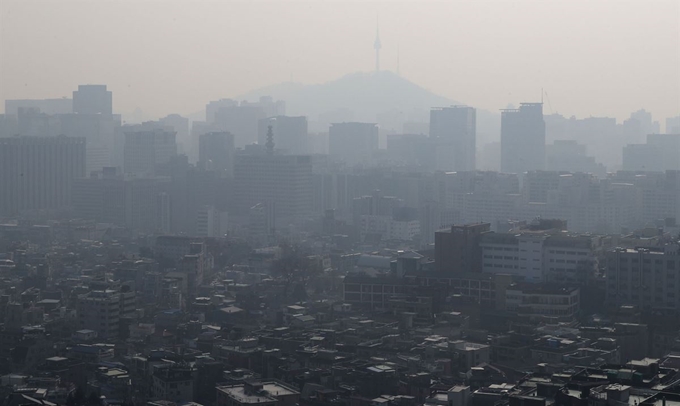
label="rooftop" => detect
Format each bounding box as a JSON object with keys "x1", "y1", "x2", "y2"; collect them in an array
[{"x1": 217, "y1": 382, "x2": 298, "y2": 404}]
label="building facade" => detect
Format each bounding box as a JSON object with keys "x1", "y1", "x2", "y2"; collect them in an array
[
  {"x1": 234, "y1": 154, "x2": 313, "y2": 218},
  {"x1": 605, "y1": 245, "x2": 680, "y2": 311},
  {"x1": 0, "y1": 135, "x2": 86, "y2": 216},
  {"x1": 429, "y1": 106, "x2": 476, "y2": 171},
  {"x1": 480, "y1": 231, "x2": 597, "y2": 284},
  {"x1": 198, "y1": 132, "x2": 235, "y2": 177},
  {"x1": 328, "y1": 122, "x2": 379, "y2": 166},
  {"x1": 435, "y1": 223, "x2": 491, "y2": 273},
  {"x1": 73, "y1": 84, "x2": 112, "y2": 115},
  {"x1": 500, "y1": 103, "x2": 545, "y2": 174},
  {"x1": 124, "y1": 129, "x2": 177, "y2": 176}
]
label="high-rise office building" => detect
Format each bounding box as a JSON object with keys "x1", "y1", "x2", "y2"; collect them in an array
[
  {"x1": 16, "y1": 107, "x2": 61, "y2": 136},
  {"x1": 500, "y1": 103, "x2": 545, "y2": 174},
  {"x1": 72, "y1": 168, "x2": 169, "y2": 232},
  {"x1": 73, "y1": 84, "x2": 113, "y2": 115},
  {"x1": 667, "y1": 116, "x2": 680, "y2": 134},
  {"x1": 198, "y1": 132, "x2": 235, "y2": 177},
  {"x1": 234, "y1": 130, "x2": 312, "y2": 218},
  {"x1": 258, "y1": 116, "x2": 308, "y2": 154},
  {"x1": 159, "y1": 114, "x2": 190, "y2": 154},
  {"x1": 209, "y1": 96, "x2": 285, "y2": 148},
  {"x1": 59, "y1": 112, "x2": 122, "y2": 175},
  {"x1": 0, "y1": 114, "x2": 18, "y2": 138},
  {"x1": 124, "y1": 129, "x2": 177, "y2": 176},
  {"x1": 0, "y1": 136, "x2": 86, "y2": 216},
  {"x1": 214, "y1": 105, "x2": 266, "y2": 147},
  {"x1": 235, "y1": 153, "x2": 313, "y2": 218},
  {"x1": 435, "y1": 223, "x2": 491, "y2": 273},
  {"x1": 429, "y1": 106, "x2": 476, "y2": 171},
  {"x1": 206, "y1": 99, "x2": 238, "y2": 123},
  {"x1": 329, "y1": 122, "x2": 379, "y2": 166},
  {"x1": 249, "y1": 202, "x2": 276, "y2": 246}
]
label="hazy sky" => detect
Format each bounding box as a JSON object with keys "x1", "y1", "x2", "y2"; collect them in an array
[{"x1": 1, "y1": 0, "x2": 679, "y2": 122}]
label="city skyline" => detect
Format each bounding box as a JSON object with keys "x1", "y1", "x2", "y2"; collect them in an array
[{"x1": 1, "y1": 0, "x2": 678, "y2": 121}]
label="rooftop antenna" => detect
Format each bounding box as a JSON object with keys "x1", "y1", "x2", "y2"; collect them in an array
[
  {"x1": 374, "y1": 15, "x2": 382, "y2": 72},
  {"x1": 543, "y1": 89, "x2": 554, "y2": 114}
]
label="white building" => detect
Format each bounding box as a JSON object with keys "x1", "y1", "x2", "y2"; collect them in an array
[
  {"x1": 358, "y1": 215, "x2": 420, "y2": 242},
  {"x1": 505, "y1": 284, "x2": 580, "y2": 320},
  {"x1": 76, "y1": 290, "x2": 121, "y2": 340},
  {"x1": 389, "y1": 219, "x2": 421, "y2": 241},
  {"x1": 196, "y1": 205, "x2": 228, "y2": 238},
  {"x1": 480, "y1": 229, "x2": 597, "y2": 284}
]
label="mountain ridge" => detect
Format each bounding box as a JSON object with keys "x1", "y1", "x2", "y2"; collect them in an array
[{"x1": 237, "y1": 71, "x2": 500, "y2": 140}]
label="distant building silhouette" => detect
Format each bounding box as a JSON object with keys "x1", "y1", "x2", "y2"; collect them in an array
[
  {"x1": 5, "y1": 98, "x2": 72, "y2": 116},
  {"x1": 501, "y1": 102, "x2": 545, "y2": 174},
  {"x1": 257, "y1": 116, "x2": 308, "y2": 154},
  {"x1": 206, "y1": 99, "x2": 238, "y2": 123},
  {"x1": 199, "y1": 131, "x2": 235, "y2": 177},
  {"x1": 234, "y1": 128, "x2": 312, "y2": 218},
  {"x1": 0, "y1": 135, "x2": 85, "y2": 216},
  {"x1": 546, "y1": 140, "x2": 606, "y2": 177},
  {"x1": 429, "y1": 106, "x2": 476, "y2": 171},
  {"x1": 59, "y1": 111, "x2": 122, "y2": 175},
  {"x1": 159, "y1": 114, "x2": 190, "y2": 150},
  {"x1": 124, "y1": 128, "x2": 177, "y2": 176},
  {"x1": 210, "y1": 97, "x2": 285, "y2": 147},
  {"x1": 235, "y1": 153, "x2": 312, "y2": 218},
  {"x1": 667, "y1": 116, "x2": 680, "y2": 134},
  {"x1": 73, "y1": 84, "x2": 112, "y2": 115},
  {"x1": 72, "y1": 167, "x2": 170, "y2": 232},
  {"x1": 214, "y1": 104, "x2": 265, "y2": 148},
  {"x1": 329, "y1": 122, "x2": 379, "y2": 166},
  {"x1": 623, "y1": 133, "x2": 680, "y2": 172}
]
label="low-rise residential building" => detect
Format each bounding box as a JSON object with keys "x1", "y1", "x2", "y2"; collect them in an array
[
  {"x1": 505, "y1": 284, "x2": 580, "y2": 321},
  {"x1": 216, "y1": 380, "x2": 299, "y2": 406},
  {"x1": 151, "y1": 365, "x2": 194, "y2": 403}
]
